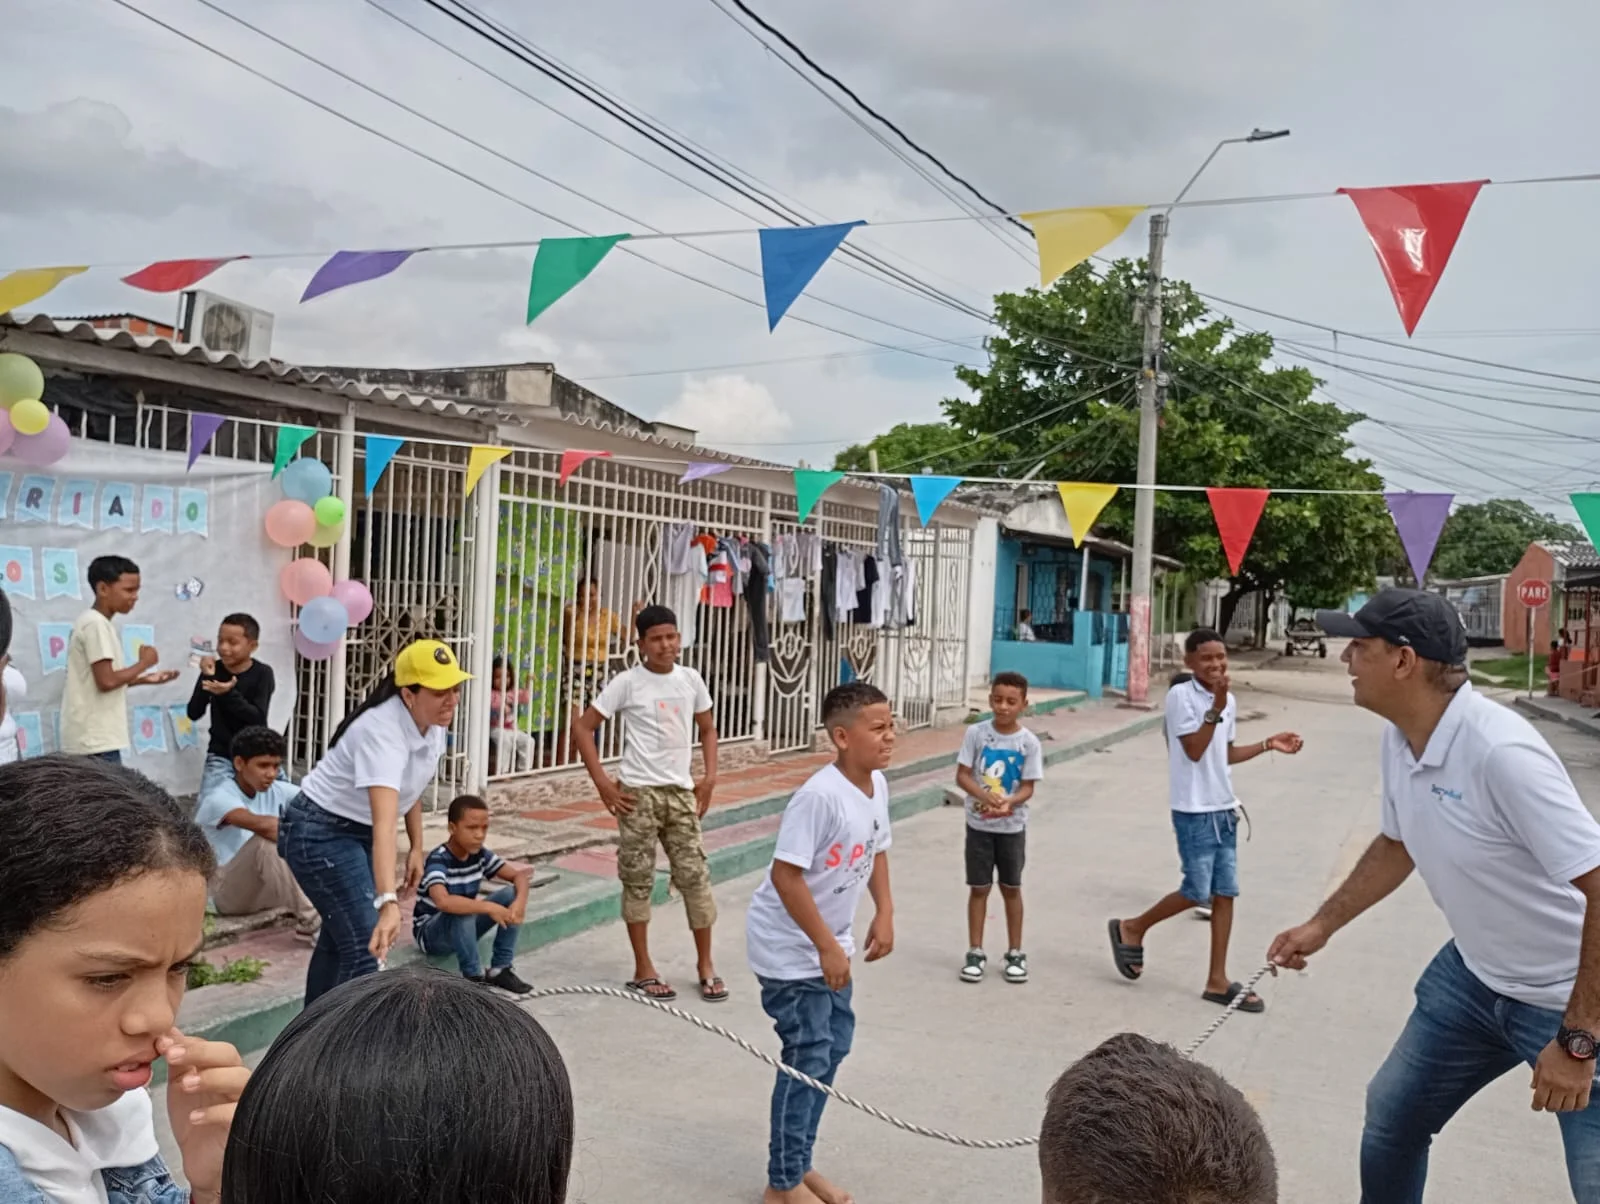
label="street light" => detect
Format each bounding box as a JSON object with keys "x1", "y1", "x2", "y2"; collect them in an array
[{"x1": 1125, "y1": 128, "x2": 1291, "y2": 706}]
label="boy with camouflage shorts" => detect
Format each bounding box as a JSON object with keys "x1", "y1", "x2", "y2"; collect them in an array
[{"x1": 572, "y1": 604, "x2": 725, "y2": 1002}]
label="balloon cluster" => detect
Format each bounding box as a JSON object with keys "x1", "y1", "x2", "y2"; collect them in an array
[
  {"x1": 265, "y1": 457, "x2": 374, "y2": 661},
  {"x1": 0, "y1": 353, "x2": 72, "y2": 466}
]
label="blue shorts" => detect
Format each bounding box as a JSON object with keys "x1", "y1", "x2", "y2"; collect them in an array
[{"x1": 1173, "y1": 809, "x2": 1239, "y2": 903}]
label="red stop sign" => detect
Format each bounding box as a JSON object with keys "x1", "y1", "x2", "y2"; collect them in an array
[{"x1": 1518, "y1": 578, "x2": 1552, "y2": 608}]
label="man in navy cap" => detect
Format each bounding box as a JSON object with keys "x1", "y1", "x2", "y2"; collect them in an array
[{"x1": 1270, "y1": 588, "x2": 1600, "y2": 1202}]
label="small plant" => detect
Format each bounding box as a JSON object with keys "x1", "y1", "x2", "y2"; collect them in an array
[{"x1": 187, "y1": 955, "x2": 268, "y2": 990}]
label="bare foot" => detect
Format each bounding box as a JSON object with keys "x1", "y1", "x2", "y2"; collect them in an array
[
  {"x1": 804, "y1": 1169, "x2": 855, "y2": 1204},
  {"x1": 762, "y1": 1184, "x2": 823, "y2": 1204}
]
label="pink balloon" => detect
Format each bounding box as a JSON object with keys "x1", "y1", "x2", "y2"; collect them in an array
[
  {"x1": 264, "y1": 499, "x2": 317, "y2": 548},
  {"x1": 10, "y1": 414, "x2": 70, "y2": 466},
  {"x1": 280, "y1": 557, "x2": 333, "y2": 606},
  {"x1": 293, "y1": 628, "x2": 341, "y2": 661},
  {"x1": 0, "y1": 417, "x2": 14, "y2": 458},
  {"x1": 329, "y1": 579, "x2": 374, "y2": 625}
]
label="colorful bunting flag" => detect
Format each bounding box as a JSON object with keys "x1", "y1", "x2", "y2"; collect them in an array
[
  {"x1": 271, "y1": 426, "x2": 317, "y2": 478},
  {"x1": 908, "y1": 475, "x2": 962, "y2": 526},
  {"x1": 1572, "y1": 494, "x2": 1600, "y2": 557},
  {"x1": 527, "y1": 235, "x2": 631, "y2": 324},
  {"x1": 794, "y1": 470, "x2": 844, "y2": 524},
  {"x1": 1338, "y1": 181, "x2": 1486, "y2": 336},
  {"x1": 302, "y1": 250, "x2": 417, "y2": 303},
  {"x1": 1055, "y1": 482, "x2": 1118, "y2": 548},
  {"x1": 558, "y1": 449, "x2": 610, "y2": 486},
  {"x1": 123, "y1": 257, "x2": 241, "y2": 293},
  {"x1": 0, "y1": 266, "x2": 88, "y2": 314},
  {"x1": 1021, "y1": 207, "x2": 1146, "y2": 289},
  {"x1": 363, "y1": 435, "x2": 405, "y2": 494},
  {"x1": 1207, "y1": 487, "x2": 1271, "y2": 576},
  {"x1": 759, "y1": 221, "x2": 865, "y2": 330},
  {"x1": 465, "y1": 445, "x2": 513, "y2": 499},
  {"x1": 1384, "y1": 492, "x2": 1454, "y2": 585},
  {"x1": 186, "y1": 413, "x2": 225, "y2": 471},
  {"x1": 679, "y1": 462, "x2": 732, "y2": 485}
]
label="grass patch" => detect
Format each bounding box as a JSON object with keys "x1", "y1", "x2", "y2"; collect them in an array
[
  {"x1": 188, "y1": 955, "x2": 268, "y2": 989},
  {"x1": 1470, "y1": 654, "x2": 1541, "y2": 685}
]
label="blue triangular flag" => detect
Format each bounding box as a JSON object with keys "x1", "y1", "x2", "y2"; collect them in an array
[
  {"x1": 759, "y1": 221, "x2": 865, "y2": 330},
  {"x1": 364, "y1": 435, "x2": 404, "y2": 494},
  {"x1": 908, "y1": 475, "x2": 962, "y2": 526}
]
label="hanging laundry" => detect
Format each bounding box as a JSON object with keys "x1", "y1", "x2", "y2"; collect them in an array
[
  {"x1": 820, "y1": 544, "x2": 838, "y2": 641},
  {"x1": 836, "y1": 548, "x2": 861, "y2": 621},
  {"x1": 665, "y1": 540, "x2": 708, "y2": 649},
  {"x1": 890, "y1": 557, "x2": 919, "y2": 627},
  {"x1": 797, "y1": 530, "x2": 823, "y2": 577},
  {"x1": 779, "y1": 578, "x2": 808, "y2": 624},
  {"x1": 876, "y1": 484, "x2": 904, "y2": 568},
  {"x1": 706, "y1": 541, "x2": 738, "y2": 608},
  {"x1": 853, "y1": 555, "x2": 879, "y2": 625},
  {"x1": 745, "y1": 540, "x2": 772, "y2": 661},
  {"x1": 901, "y1": 556, "x2": 918, "y2": 626},
  {"x1": 663, "y1": 523, "x2": 695, "y2": 575},
  {"x1": 871, "y1": 565, "x2": 891, "y2": 629}
]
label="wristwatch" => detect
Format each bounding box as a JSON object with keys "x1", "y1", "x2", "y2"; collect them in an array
[
  {"x1": 373, "y1": 891, "x2": 399, "y2": 911},
  {"x1": 1203, "y1": 709, "x2": 1222, "y2": 725},
  {"x1": 1558, "y1": 1025, "x2": 1597, "y2": 1061}
]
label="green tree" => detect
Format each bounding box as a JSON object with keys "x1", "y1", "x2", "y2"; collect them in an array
[{"x1": 1430, "y1": 499, "x2": 1580, "y2": 580}]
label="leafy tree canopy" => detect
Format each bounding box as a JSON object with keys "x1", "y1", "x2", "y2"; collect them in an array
[{"x1": 1430, "y1": 499, "x2": 1580, "y2": 580}]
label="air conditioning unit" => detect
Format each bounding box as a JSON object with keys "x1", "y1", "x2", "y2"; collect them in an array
[{"x1": 177, "y1": 290, "x2": 274, "y2": 360}]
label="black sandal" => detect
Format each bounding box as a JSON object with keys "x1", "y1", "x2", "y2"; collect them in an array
[
  {"x1": 1107, "y1": 918, "x2": 1144, "y2": 981},
  {"x1": 626, "y1": 977, "x2": 677, "y2": 1000},
  {"x1": 1202, "y1": 981, "x2": 1265, "y2": 1013},
  {"x1": 699, "y1": 977, "x2": 729, "y2": 1003}
]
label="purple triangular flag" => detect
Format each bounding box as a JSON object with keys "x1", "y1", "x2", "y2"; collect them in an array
[
  {"x1": 187, "y1": 412, "x2": 225, "y2": 471},
  {"x1": 301, "y1": 250, "x2": 417, "y2": 302},
  {"x1": 679, "y1": 462, "x2": 732, "y2": 485},
  {"x1": 1384, "y1": 492, "x2": 1454, "y2": 585}
]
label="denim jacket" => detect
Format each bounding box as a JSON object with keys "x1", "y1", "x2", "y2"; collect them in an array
[{"x1": 0, "y1": 1144, "x2": 190, "y2": 1203}]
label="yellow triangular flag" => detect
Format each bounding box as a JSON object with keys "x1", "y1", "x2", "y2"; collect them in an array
[
  {"x1": 0, "y1": 266, "x2": 89, "y2": 314},
  {"x1": 1056, "y1": 482, "x2": 1118, "y2": 547},
  {"x1": 464, "y1": 445, "x2": 512, "y2": 498},
  {"x1": 1020, "y1": 207, "x2": 1146, "y2": 288}
]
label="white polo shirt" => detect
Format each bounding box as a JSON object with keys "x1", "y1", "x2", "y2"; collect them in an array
[
  {"x1": 301, "y1": 695, "x2": 447, "y2": 824},
  {"x1": 1165, "y1": 677, "x2": 1238, "y2": 814},
  {"x1": 1381, "y1": 682, "x2": 1600, "y2": 1011}
]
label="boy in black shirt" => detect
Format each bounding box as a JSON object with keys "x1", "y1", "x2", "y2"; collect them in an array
[{"x1": 189, "y1": 612, "x2": 275, "y2": 799}]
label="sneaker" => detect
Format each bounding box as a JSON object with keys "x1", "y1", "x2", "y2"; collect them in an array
[
  {"x1": 1193, "y1": 907, "x2": 1213, "y2": 921},
  {"x1": 1003, "y1": 950, "x2": 1029, "y2": 984},
  {"x1": 960, "y1": 949, "x2": 986, "y2": 983},
  {"x1": 485, "y1": 966, "x2": 534, "y2": 996}
]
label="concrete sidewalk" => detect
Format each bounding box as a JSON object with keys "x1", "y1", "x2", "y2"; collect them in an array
[{"x1": 1516, "y1": 692, "x2": 1600, "y2": 739}]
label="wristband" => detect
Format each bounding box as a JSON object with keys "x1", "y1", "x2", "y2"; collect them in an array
[{"x1": 373, "y1": 891, "x2": 399, "y2": 910}]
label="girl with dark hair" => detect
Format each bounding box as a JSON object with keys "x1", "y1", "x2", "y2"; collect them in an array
[
  {"x1": 0, "y1": 755, "x2": 249, "y2": 1203},
  {"x1": 222, "y1": 968, "x2": 573, "y2": 1204},
  {"x1": 281, "y1": 640, "x2": 471, "y2": 1004}
]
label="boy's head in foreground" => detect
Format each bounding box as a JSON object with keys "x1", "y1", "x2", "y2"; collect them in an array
[
  {"x1": 88, "y1": 555, "x2": 142, "y2": 616},
  {"x1": 217, "y1": 612, "x2": 260, "y2": 671},
  {"x1": 821, "y1": 682, "x2": 894, "y2": 773},
  {"x1": 1039, "y1": 1033, "x2": 1277, "y2": 1204},
  {"x1": 989, "y1": 671, "x2": 1028, "y2": 730},
  {"x1": 446, "y1": 794, "x2": 492, "y2": 857},
  {"x1": 634, "y1": 604, "x2": 681, "y2": 673},
  {"x1": 231, "y1": 725, "x2": 285, "y2": 796}
]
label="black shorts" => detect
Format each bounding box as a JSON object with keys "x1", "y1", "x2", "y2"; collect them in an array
[{"x1": 965, "y1": 826, "x2": 1026, "y2": 889}]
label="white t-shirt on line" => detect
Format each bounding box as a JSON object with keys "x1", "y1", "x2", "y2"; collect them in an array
[
  {"x1": 746, "y1": 764, "x2": 892, "y2": 981},
  {"x1": 300, "y1": 695, "x2": 447, "y2": 824},
  {"x1": 1380, "y1": 682, "x2": 1600, "y2": 1011},
  {"x1": 1164, "y1": 676, "x2": 1238, "y2": 814},
  {"x1": 593, "y1": 663, "x2": 713, "y2": 790}
]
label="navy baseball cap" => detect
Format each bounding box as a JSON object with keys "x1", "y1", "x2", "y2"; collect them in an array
[{"x1": 1315, "y1": 589, "x2": 1468, "y2": 667}]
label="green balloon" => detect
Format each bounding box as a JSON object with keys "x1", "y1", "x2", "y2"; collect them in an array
[
  {"x1": 314, "y1": 496, "x2": 346, "y2": 527},
  {"x1": 0, "y1": 353, "x2": 44, "y2": 407}
]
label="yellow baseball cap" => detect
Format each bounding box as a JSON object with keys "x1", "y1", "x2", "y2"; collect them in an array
[{"x1": 394, "y1": 640, "x2": 472, "y2": 690}]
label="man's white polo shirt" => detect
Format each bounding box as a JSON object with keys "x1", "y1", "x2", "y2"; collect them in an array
[{"x1": 1381, "y1": 682, "x2": 1600, "y2": 1011}]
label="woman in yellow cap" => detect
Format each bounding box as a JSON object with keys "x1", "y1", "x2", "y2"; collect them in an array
[{"x1": 280, "y1": 639, "x2": 471, "y2": 1004}]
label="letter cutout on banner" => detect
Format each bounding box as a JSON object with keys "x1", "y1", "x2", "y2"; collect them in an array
[
  {"x1": 909, "y1": 475, "x2": 962, "y2": 526},
  {"x1": 271, "y1": 425, "x2": 316, "y2": 478},
  {"x1": 1572, "y1": 494, "x2": 1600, "y2": 556},
  {"x1": 187, "y1": 413, "x2": 226, "y2": 471},
  {"x1": 301, "y1": 250, "x2": 417, "y2": 303},
  {"x1": 557, "y1": 449, "x2": 610, "y2": 487},
  {"x1": 0, "y1": 267, "x2": 88, "y2": 314},
  {"x1": 679, "y1": 462, "x2": 732, "y2": 485},
  {"x1": 1384, "y1": 492, "x2": 1454, "y2": 585},
  {"x1": 123, "y1": 258, "x2": 242, "y2": 293},
  {"x1": 526, "y1": 235, "x2": 631, "y2": 323},
  {"x1": 1207, "y1": 487, "x2": 1271, "y2": 576},
  {"x1": 1055, "y1": 482, "x2": 1118, "y2": 547},
  {"x1": 1338, "y1": 181, "x2": 1486, "y2": 336},
  {"x1": 759, "y1": 222, "x2": 865, "y2": 330},
  {"x1": 464, "y1": 446, "x2": 513, "y2": 499},
  {"x1": 1020, "y1": 208, "x2": 1146, "y2": 288},
  {"x1": 364, "y1": 435, "x2": 405, "y2": 494},
  {"x1": 794, "y1": 470, "x2": 845, "y2": 524}
]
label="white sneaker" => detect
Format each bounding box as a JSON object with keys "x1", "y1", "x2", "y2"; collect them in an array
[
  {"x1": 960, "y1": 949, "x2": 986, "y2": 983},
  {"x1": 1003, "y1": 950, "x2": 1029, "y2": 984},
  {"x1": 1193, "y1": 907, "x2": 1213, "y2": 921}
]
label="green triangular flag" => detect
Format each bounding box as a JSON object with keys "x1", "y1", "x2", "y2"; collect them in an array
[
  {"x1": 527, "y1": 234, "x2": 631, "y2": 323},
  {"x1": 272, "y1": 425, "x2": 316, "y2": 478},
  {"x1": 1573, "y1": 493, "x2": 1600, "y2": 554},
  {"x1": 794, "y1": 469, "x2": 844, "y2": 523}
]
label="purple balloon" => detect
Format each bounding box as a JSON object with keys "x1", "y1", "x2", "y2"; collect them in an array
[
  {"x1": 10, "y1": 414, "x2": 70, "y2": 466},
  {"x1": 293, "y1": 627, "x2": 341, "y2": 661},
  {"x1": 329, "y1": 579, "x2": 374, "y2": 625}
]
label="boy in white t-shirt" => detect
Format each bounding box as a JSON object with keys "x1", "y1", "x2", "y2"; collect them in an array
[
  {"x1": 572, "y1": 604, "x2": 723, "y2": 1004},
  {"x1": 745, "y1": 682, "x2": 896, "y2": 1204},
  {"x1": 1108, "y1": 629, "x2": 1301, "y2": 1014}
]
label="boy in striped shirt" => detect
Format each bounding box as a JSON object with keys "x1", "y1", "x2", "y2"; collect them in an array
[{"x1": 412, "y1": 794, "x2": 534, "y2": 995}]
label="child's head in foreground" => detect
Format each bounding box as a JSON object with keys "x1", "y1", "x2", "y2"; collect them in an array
[
  {"x1": 820, "y1": 681, "x2": 894, "y2": 773},
  {"x1": 231, "y1": 725, "x2": 286, "y2": 795},
  {"x1": 1039, "y1": 1033, "x2": 1277, "y2": 1204},
  {"x1": 217, "y1": 612, "x2": 261, "y2": 670},
  {"x1": 87, "y1": 554, "x2": 142, "y2": 615},
  {"x1": 990, "y1": 670, "x2": 1029, "y2": 727},
  {"x1": 634, "y1": 604, "x2": 681, "y2": 672},
  {"x1": 447, "y1": 793, "x2": 492, "y2": 856}
]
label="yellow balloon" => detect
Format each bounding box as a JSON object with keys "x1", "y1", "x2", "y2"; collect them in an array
[
  {"x1": 9, "y1": 397, "x2": 49, "y2": 436},
  {"x1": 0, "y1": 353, "x2": 43, "y2": 408},
  {"x1": 308, "y1": 518, "x2": 346, "y2": 549}
]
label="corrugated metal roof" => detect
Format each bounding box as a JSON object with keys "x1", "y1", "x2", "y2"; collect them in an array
[{"x1": 1543, "y1": 540, "x2": 1600, "y2": 569}]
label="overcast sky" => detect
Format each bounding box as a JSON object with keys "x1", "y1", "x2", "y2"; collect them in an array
[{"x1": 4, "y1": 0, "x2": 1600, "y2": 513}]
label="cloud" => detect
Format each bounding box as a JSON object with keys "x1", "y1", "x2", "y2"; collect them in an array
[{"x1": 660, "y1": 374, "x2": 794, "y2": 448}]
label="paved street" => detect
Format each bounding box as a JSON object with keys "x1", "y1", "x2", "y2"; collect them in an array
[{"x1": 158, "y1": 655, "x2": 1600, "y2": 1201}]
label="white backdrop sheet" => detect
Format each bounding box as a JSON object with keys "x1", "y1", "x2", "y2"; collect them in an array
[{"x1": 0, "y1": 441, "x2": 296, "y2": 794}]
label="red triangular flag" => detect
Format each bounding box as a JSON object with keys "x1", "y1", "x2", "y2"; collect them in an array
[
  {"x1": 122, "y1": 257, "x2": 243, "y2": 293},
  {"x1": 1207, "y1": 487, "x2": 1271, "y2": 576},
  {"x1": 558, "y1": 449, "x2": 610, "y2": 486},
  {"x1": 1338, "y1": 181, "x2": 1486, "y2": 336}
]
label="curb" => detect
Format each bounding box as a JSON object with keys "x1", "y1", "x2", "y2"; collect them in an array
[{"x1": 1514, "y1": 696, "x2": 1599, "y2": 737}]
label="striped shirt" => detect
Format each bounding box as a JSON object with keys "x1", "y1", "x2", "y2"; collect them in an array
[{"x1": 411, "y1": 843, "x2": 506, "y2": 932}]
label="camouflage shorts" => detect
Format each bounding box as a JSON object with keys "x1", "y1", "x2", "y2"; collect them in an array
[{"x1": 615, "y1": 784, "x2": 716, "y2": 929}]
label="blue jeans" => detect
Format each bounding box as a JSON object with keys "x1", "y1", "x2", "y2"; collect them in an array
[
  {"x1": 199, "y1": 753, "x2": 231, "y2": 798},
  {"x1": 414, "y1": 885, "x2": 520, "y2": 977},
  {"x1": 279, "y1": 792, "x2": 377, "y2": 1006},
  {"x1": 759, "y1": 976, "x2": 855, "y2": 1192},
  {"x1": 1172, "y1": 808, "x2": 1239, "y2": 903},
  {"x1": 85, "y1": 749, "x2": 122, "y2": 765},
  {"x1": 1363, "y1": 941, "x2": 1600, "y2": 1202}
]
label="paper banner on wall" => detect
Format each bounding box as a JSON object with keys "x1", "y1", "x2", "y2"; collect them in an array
[
  {"x1": 301, "y1": 250, "x2": 416, "y2": 303},
  {"x1": 1338, "y1": 181, "x2": 1486, "y2": 335},
  {"x1": 167, "y1": 704, "x2": 202, "y2": 751},
  {"x1": 909, "y1": 475, "x2": 962, "y2": 526},
  {"x1": 794, "y1": 469, "x2": 844, "y2": 524},
  {"x1": 558, "y1": 449, "x2": 610, "y2": 487},
  {"x1": 1020, "y1": 207, "x2": 1146, "y2": 288},
  {"x1": 37, "y1": 622, "x2": 71, "y2": 674},
  {"x1": 1055, "y1": 482, "x2": 1118, "y2": 548},
  {"x1": 0, "y1": 266, "x2": 88, "y2": 314},
  {"x1": 1384, "y1": 492, "x2": 1454, "y2": 585},
  {"x1": 1572, "y1": 494, "x2": 1600, "y2": 556},
  {"x1": 679, "y1": 462, "x2": 732, "y2": 485},
  {"x1": 364, "y1": 435, "x2": 405, "y2": 494},
  {"x1": 759, "y1": 221, "x2": 865, "y2": 330},
  {"x1": 123, "y1": 258, "x2": 242, "y2": 293},
  {"x1": 12, "y1": 713, "x2": 43, "y2": 759},
  {"x1": 526, "y1": 235, "x2": 631, "y2": 324},
  {"x1": 465, "y1": 445, "x2": 512, "y2": 498},
  {"x1": 131, "y1": 706, "x2": 168, "y2": 756},
  {"x1": 1207, "y1": 487, "x2": 1271, "y2": 576},
  {"x1": 187, "y1": 412, "x2": 225, "y2": 470},
  {"x1": 41, "y1": 548, "x2": 79, "y2": 600},
  {"x1": 271, "y1": 426, "x2": 316, "y2": 478}
]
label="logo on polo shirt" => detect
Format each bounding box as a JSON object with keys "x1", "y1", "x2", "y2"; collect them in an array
[{"x1": 1430, "y1": 783, "x2": 1464, "y2": 802}]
